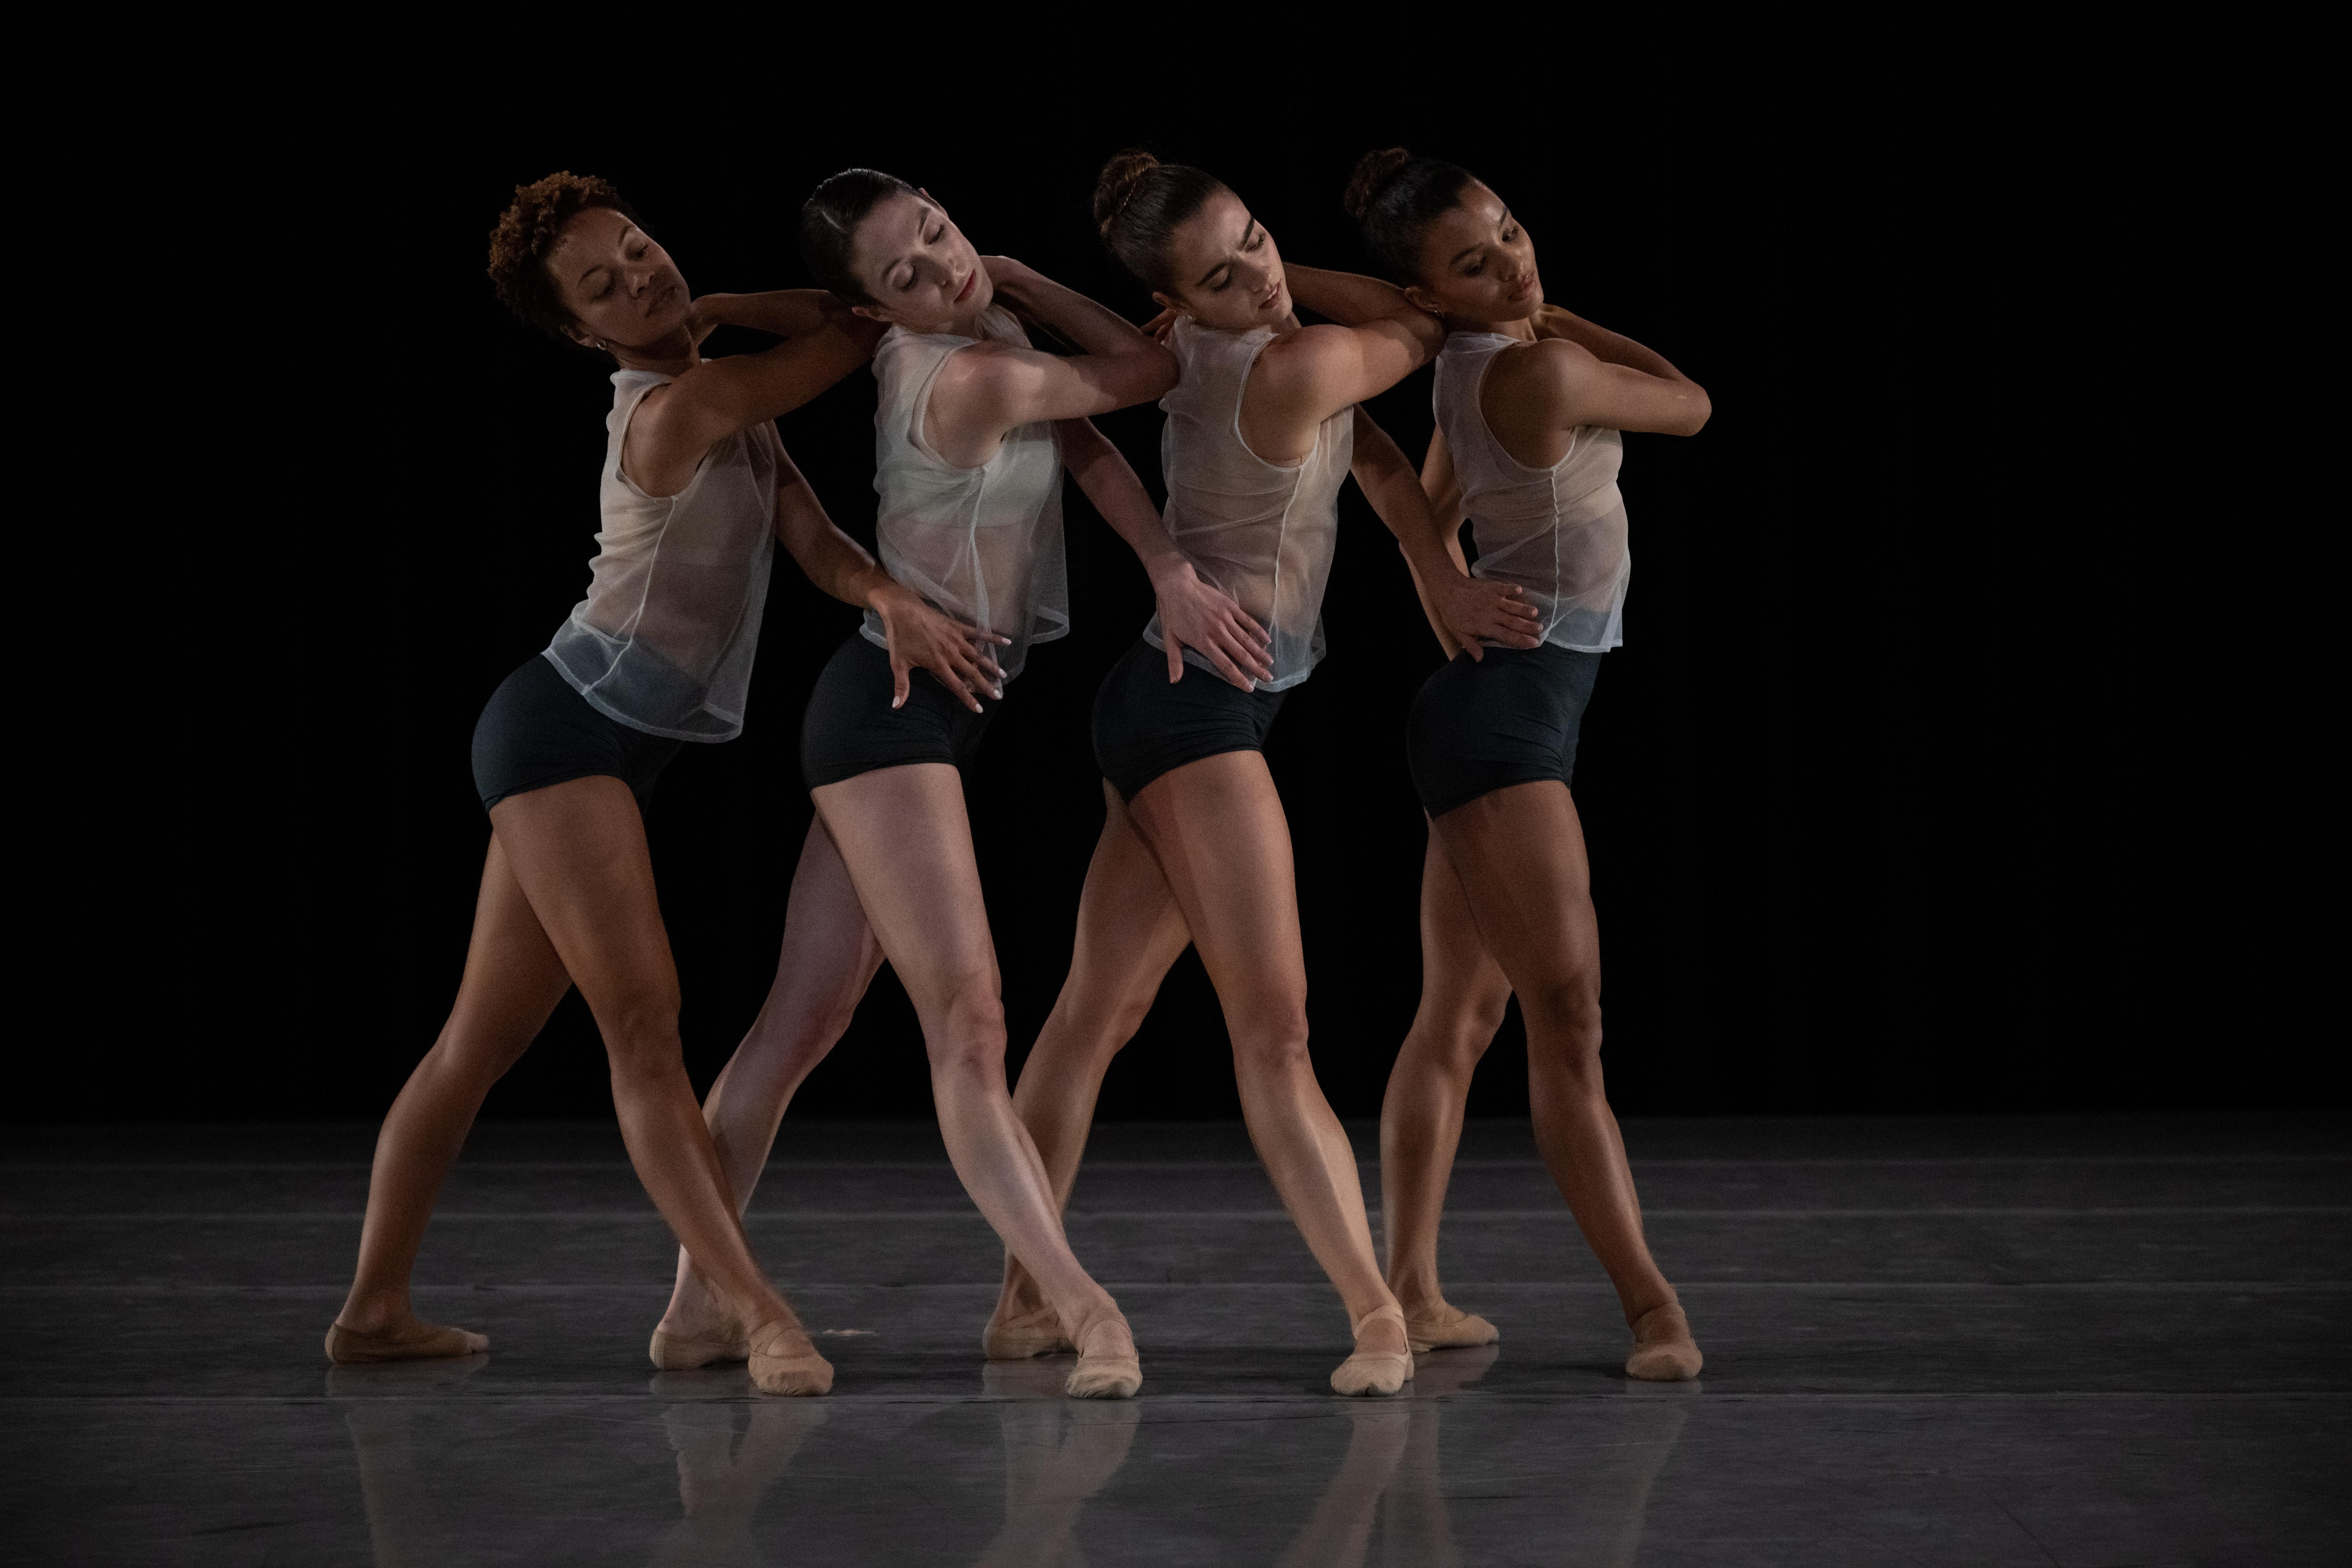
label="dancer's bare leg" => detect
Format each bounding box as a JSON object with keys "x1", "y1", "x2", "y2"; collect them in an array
[
  {"x1": 337, "y1": 834, "x2": 572, "y2": 1346},
  {"x1": 659, "y1": 820, "x2": 885, "y2": 1343},
  {"x1": 1428, "y1": 781, "x2": 1680, "y2": 1332},
  {"x1": 1379, "y1": 827, "x2": 1512, "y2": 1330},
  {"x1": 337, "y1": 778, "x2": 806, "y2": 1361},
  {"x1": 812, "y1": 764, "x2": 1131, "y2": 1372},
  {"x1": 1123, "y1": 753, "x2": 1407, "y2": 1371},
  {"x1": 993, "y1": 783, "x2": 1191, "y2": 1333}
]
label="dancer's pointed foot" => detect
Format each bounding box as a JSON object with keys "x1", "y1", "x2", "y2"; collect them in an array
[
  {"x1": 1624, "y1": 1301, "x2": 1703, "y2": 1381},
  {"x1": 1399, "y1": 1298, "x2": 1500, "y2": 1355},
  {"x1": 1064, "y1": 1309, "x2": 1141, "y2": 1400},
  {"x1": 1330, "y1": 1304, "x2": 1413, "y2": 1397},
  {"x1": 748, "y1": 1318, "x2": 834, "y2": 1397},
  {"x1": 649, "y1": 1315, "x2": 750, "y2": 1370},
  {"x1": 324, "y1": 1318, "x2": 488, "y2": 1364},
  {"x1": 982, "y1": 1302, "x2": 1072, "y2": 1361}
]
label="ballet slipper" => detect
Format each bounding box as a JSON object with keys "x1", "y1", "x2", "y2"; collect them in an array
[
  {"x1": 1330, "y1": 1305, "x2": 1414, "y2": 1397},
  {"x1": 747, "y1": 1319, "x2": 834, "y2": 1397},
  {"x1": 1400, "y1": 1299, "x2": 1500, "y2": 1355},
  {"x1": 649, "y1": 1317, "x2": 750, "y2": 1370},
  {"x1": 982, "y1": 1303, "x2": 1073, "y2": 1361},
  {"x1": 324, "y1": 1319, "x2": 488, "y2": 1364},
  {"x1": 1063, "y1": 1309, "x2": 1141, "y2": 1400},
  {"x1": 1624, "y1": 1302, "x2": 1703, "y2": 1382}
]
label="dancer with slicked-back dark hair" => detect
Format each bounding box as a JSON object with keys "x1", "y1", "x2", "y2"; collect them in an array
[
  {"x1": 330, "y1": 172, "x2": 950, "y2": 1395},
  {"x1": 651, "y1": 169, "x2": 1268, "y2": 1400},
  {"x1": 1292, "y1": 148, "x2": 1713, "y2": 1380},
  {"x1": 985, "y1": 151, "x2": 1542, "y2": 1397}
]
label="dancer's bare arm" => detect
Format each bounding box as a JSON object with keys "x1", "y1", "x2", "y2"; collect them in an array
[
  {"x1": 625, "y1": 292, "x2": 884, "y2": 495},
  {"x1": 1248, "y1": 300, "x2": 1445, "y2": 439},
  {"x1": 1352, "y1": 409, "x2": 1540, "y2": 660},
  {"x1": 772, "y1": 446, "x2": 1008, "y2": 712},
  {"x1": 922, "y1": 260, "x2": 1176, "y2": 466},
  {"x1": 1057, "y1": 418, "x2": 1272, "y2": 689},
  {"x1": 1401, "y1": 427, "x2": 1472, "y2": 659},
  {"x1": 1283, "y1": 264, "x2": 1417, "y2": 330},
  {"x1": 1510, "y1": 308, "x2": 1710, "y2": 436}
]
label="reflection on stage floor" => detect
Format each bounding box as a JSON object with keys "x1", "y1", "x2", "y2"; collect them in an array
[{"x1": 3, "y1": 1115, "x2": 2346, "y2": 1564}]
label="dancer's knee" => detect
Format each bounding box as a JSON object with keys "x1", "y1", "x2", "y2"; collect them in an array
[
  {"x1": 927, "y1": 972, "x2": 1009, "y2": 1080},
  {"x1": 601, "y1": 994, "x2": 686, "y2": 1089},
  {"x1": 1230, "y1": 1005, "x2": 1313, "y2": 1082},
  {"x1": 1524, "y1": 977, "x2": 1605, "y2": 1086}
]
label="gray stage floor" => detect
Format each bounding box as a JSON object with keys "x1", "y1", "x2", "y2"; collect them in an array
[{"x1": 2, "y1": 1115, "x2": 2347, "y2": 1565}]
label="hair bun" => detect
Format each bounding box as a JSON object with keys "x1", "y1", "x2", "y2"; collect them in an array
[
  {"x1": 1093, "y1": 149, "x2": 1162, "y2": 234},
  {"x1": 1342, "y1": 147, "x2": 1413, "y2": 221}
]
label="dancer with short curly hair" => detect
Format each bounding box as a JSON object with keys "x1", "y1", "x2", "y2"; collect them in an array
[{"x1": 329, "y1": 173, "x2": 958, "y2": 1396}]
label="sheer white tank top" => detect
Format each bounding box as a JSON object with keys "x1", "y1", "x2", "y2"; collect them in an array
[
  {"x1": 859, "y1": 305, "x2": 1068, "y2": 685},
  {"x1": 543, "y1": 369, "x2": 779, "y2": 741},
  {"x1": 1433, "y1": 332, "x2": 1630, "y2": 653},
  {"x1": 1145, "y1": 318, "x2": 1353, "y2": 691}
]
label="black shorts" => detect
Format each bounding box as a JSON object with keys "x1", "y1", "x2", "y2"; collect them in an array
[
  {"x1": 1406, "y1": 643, "x2": 1604, "y2": 820},
  {"x1": 470, "y1": 654, "x2": 684, "y2": 813},
  {"x1": 801, "y1": 633, "x2": 998, "y2": 791},
  {"x1": 1092, "y1": 638, "x2": 1287, "y2": 802}
]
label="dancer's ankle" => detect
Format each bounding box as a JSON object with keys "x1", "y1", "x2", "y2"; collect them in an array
[
  {"x1": 1621, "y1": 1287, "x2": 1679, "y2": 1327},
  {"x1": 334, "y1": 1297, "x2": 410, "y2": 1337}
]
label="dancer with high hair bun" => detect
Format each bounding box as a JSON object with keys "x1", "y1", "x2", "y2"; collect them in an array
[
  {"x1": 985, "y1": 151, "x2": 1543, "y2": 1397},
  {"x1": 651, "y1": 169, "x2": 1266, "y2": 1400},
  {"x1": 331, "y1": 172, "x2": 938, "y2": 1396},
  {"x1": 1292, "y1": 148, "x2": 1712, "y2": 1380}
]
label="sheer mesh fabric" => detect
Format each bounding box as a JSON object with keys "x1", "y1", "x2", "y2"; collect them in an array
[
  {"x1": 1433, "y1": 332, "x2": 1630, "y2": 653},
  {"x1": 543, "y1": 371, "x2": 779, "y2": 741},
  {"x1": 1144, "y1": 318, "x2": 1352, "y2": 692},
  {"x1": 858, "y1": 306, "x2": 1068, "y2": 685}
]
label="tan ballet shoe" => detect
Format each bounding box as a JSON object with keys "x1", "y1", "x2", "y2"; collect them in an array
[
  {"x1": 1063, "y1": 1309, "x2": 1141, "y2": 1400},
  {"x1": 981, "y1": 1302, "x2": 1072, "y2": 1361},
  {"x1": 1401, "y1": 1300, "x2": 1500, "y2": 1355},
  {"x1": 1330, "y1": 1305, "x2": 1413, "y2": 1397},
  {"x1": 649, "y1": 1318, "x2": 750, "y2": 1370},
  {"x1": 1624, "y1": 1302, "x2": 1703, "y2": 1382},
  {"x1": 748, "y1": 1320, "x2": 834, "y2": 1397},
  {"x1": 324, "y1": 1319, "x2": 488, "y2": 1365}
]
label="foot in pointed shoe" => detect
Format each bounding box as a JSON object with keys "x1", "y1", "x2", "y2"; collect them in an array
[
  {"x1": 748, "y1": 1318, "x2": 834, "y2": 1397},
  {"x1": 325, "y1": 1317, "x2": 488, "y2": 1364},
  {"x1": 1065, "y1": 1309, "x2": 1141, "y2": 1400},
  {"x1": 982, "y1": 1301, "x2": 1071, "y2": 1361},
  {"x1": 1331, "y1": 1304, "x2": 1413, "y2": 1397},
  {"x1": 1399, "y1": 1297, "x2": 1500, "y2": 1355},
  {"x1": 1624, "y1": 1301, "x2": 1702, "y2": 1381},
  {"x1": 649, "y1": 1313, "x2": 750, "y2": 1371}
]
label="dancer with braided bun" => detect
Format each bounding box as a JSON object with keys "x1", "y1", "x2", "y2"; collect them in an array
[
  {"x1": 651, "y1": 169, "x2": 1267, "y2": 1400},
  {"x1": 1294, "y1": 149, "x2": 1712, "y2": 1380},
  {"x1": 985, "y1": 151, "x2": 1542, "y2": 1397},
  {"x1": 331, "y1": 173, "x2": 930, "y2": 1395}
]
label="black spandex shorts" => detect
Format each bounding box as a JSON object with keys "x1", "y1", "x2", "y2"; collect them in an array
[
  {"x1": 1092, "y1": 638, "x2": 1288, "y2": 802},
  {"x1": 801, "y1": 632, "x2": 998, "y2": 790},
  {"x1": 470, "y1": 654, "x2": 683, "y2": 813},
  {"x1": 1406, "y1": 643, "x2": 1604, "y2": 820}
]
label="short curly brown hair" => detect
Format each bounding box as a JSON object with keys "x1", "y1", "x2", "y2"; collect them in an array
[{"x1": 487, "y1": 172, "x2": 639, "y2": 341}]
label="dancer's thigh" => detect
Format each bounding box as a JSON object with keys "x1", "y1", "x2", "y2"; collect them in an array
[
  {"x1": 1124, "y1": 751, "x2": 1304, "y2": 1014},
  {"x1": 1428, "y1": 780, "x2": 1600, "y2": 1007},
  {"x1": 809, "y1": 764, "x2": 997, "y2": 1014},
  {"x1": 488, "y1": 775, "x2": 680, "y2": 1035}
]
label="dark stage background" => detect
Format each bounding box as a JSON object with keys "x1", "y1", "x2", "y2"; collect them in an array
[{"x1": 34, "y1": 76, "x2": 2335, "y2": 1123}]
